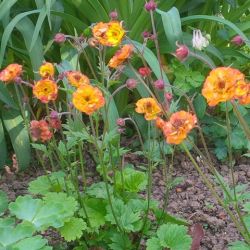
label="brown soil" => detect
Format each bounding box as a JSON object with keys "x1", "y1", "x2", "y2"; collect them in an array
[{"x1": 0, "y1": 155, "x2": 249, "y2": 250}]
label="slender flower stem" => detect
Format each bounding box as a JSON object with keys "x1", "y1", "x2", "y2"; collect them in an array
[
  {"x1": 231, "y1": 101, "x2": 250, "y2": 140},
  {"x1": 78, "y1": 142, "x2": 87, "y2": 188},
  {"x1": 182, "y1": 143, "x2": 250, "y2": 243}
]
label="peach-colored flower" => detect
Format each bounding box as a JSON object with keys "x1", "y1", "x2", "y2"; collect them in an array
[
  {"x1": 66, "y1": 71, "x2": 90, "y2": 88},
  {"x1": 202, "y1": 67, "x2": 245, "y2": 106},
  {"x1": 92, "y1": 21, "x2": 125, "y2": 47},
  {"x1": 72, "y1": 84, "x2": 105, "y2": 115},
  {"x1": 30, "y1": 120, "x2": 52, "y2": 142},
  {"x1": 236, "y1": 82, "x2": 250, "y2": 105},
  {"x1": 39, "y1": 62, "x2": 55, "y2": 79},
  {"x1": 33, "y1": 79, "x2": 58, "y2": 103},
  {"x1": 135, "y1": 98, "x2": 161, "y2": 120},
  {"x1": 159, "y1": 111, "x2": 197, "y2": 145},
  {"x1": 108, "y1": 44, "x2": 133, "y2": 68},
  {"x1": 0, "y1": 64, "x2": 22, "y2": 83}
]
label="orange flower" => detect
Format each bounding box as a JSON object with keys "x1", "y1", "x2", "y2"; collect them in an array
[
  {"x1": 155, "y1": 117, "x2": 165, "y2": 130},
  {"x1": 0, "y1": 64, "x2": 22, "y2": 82},
  {"x1": 160, "y1": 111, "x2": 197, "y2": 145},
  {"x1": 202, "y1": 67, "x2": 245, "y2": 106},
  {"x1": 72, "y1": 84, "x2": 105, "y2": 115},
  {"x1": 66, "y1": 71, "x2": 90, "y2": 88},
  {"x1": 30, "y1": 120, "x2": 52, "y2": 142},
  {"x1": 39, "y1": 62, "x2": 55, "y2": 79},
  {"x1": 108, "y1": 44, "x2": 133, "y2": 68},
  {"x1": 92, "y1": 21, "x2": 125, "y2": 47},
  {"x1": 33, "y1": 79, "x2": 58, "y2": 103},
  {"x1": 237, "y1": 82, "x2": 250, "y2": 105},
  {"x1": 135, "y1": 98, "x2": 161, "y2": 120}
]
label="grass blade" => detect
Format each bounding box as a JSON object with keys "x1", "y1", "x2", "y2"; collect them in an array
[{"x1": 0, "y1": 118, "x2": 7, "y2": 169}]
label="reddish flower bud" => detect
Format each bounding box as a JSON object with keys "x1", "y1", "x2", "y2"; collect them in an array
[
  {"x1": 145, "y1": 0, "x2": 157, "y2": 11},
  {"x1": 231, "y1": 35, "x2": 244, "y2": 46},
  {"x1": 116, "y1": 118, "x2": 125, "y2": 127},
  {"x1": 165, "y1": 92, "x2": 173, "y2": 102},
  {"x1": 50, "y1": 111, "x2": 59, "y2": 119},
  {"x1": 117, "y1": 127, "x2": 125, "y2": 134},
  {"x1": 109, "y1": 10, "x2": 118, "y2": 20},
  {"x1": 142, "y1": 31, "x2": 152, "y2": 39},
  {"x1": 154, "y1": 79, "x2": 165, "y2": 90},
  {"x1": 126, "y1": 78, "x2": 137, "y2": 90},
  {"x1": 54, "y1": 33, "x2": 66, "y2": 43},
  {"x1": 175, "y1": 44, "x2": 189, "y2": 61},
  {"x1": 138, "y1": 67, "x2": 151, "y2": 77},
  {"x1": 14, "y1": 76, "x2": 22, "y2": 84}
]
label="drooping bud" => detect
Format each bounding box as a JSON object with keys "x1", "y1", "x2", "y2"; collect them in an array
[
  {"x1": 109, "y1": 10, "x2": 118, "y2": 20},
  {"x1": 54, "y1": 33, "x2": 66, "y2": 43},
  {"x1": 175, "y1": 43, "x2": 189, "y2": 61},
  {"x1": 116, "y1": 118, "x2": 125, "y2": 127},
  {"x1": 126, "y1": 78, "x2": 137, "y2": 90},
  {"x1": 164, "y1": 92, "x2": 173, "y2": 102},
  {"x1": 154, "y1": 79, "x2": 165, "y2": 90},
  {"x1": 231, "y1": 35, "x2": 244, "y2": 46},
  {"x1": 144, "y1": 0, "x2": 157, "y2": 11},
  {"x1": 138, "y1": 67, "x2": 151, "y2": 77}
]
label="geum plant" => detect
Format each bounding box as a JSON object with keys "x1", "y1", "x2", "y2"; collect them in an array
[{"x1": 0, "y1": 1, "x2": 250, "y2": 250}]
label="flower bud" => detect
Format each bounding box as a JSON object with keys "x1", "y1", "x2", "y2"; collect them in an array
[
  {"x1": 14, "y1": 76, "x2": 22, "y2": 84},
  {"x1": 142, "y1": 31, "x2": 152, "y2": 39},
  {"x1": 165, "y1": 92, "x2": 173, "y2": 102},
  {"x1": 117, "y1": 127, "x2": 125, "y2": 134},
  {"x1": 109, "y1": 10, "x2": 118, "y2": 20},
  {"x1": 54, "y1": 33, "x2": 66, "y2": 43},
  {"x1": 145, "y1": 0, "x2": 157, "y2": 11},
  {"x1": 138, "y1": 67, "x2": 151, "y2": 77},
  {"x1": 231, "y1": 35, "x2": 244, "y2": 46},
  {"x1": 192, "y1": 30, "x2": 209, "y2": 50},
  {"x1": 126, "y1": 78, "x2": 137, "y2": 90},
  {"x1": 175, "y1": 44, "x2": 189, "y2": 61},
  {"x1": 50, "y1": 110, "x2": 59, "y2": 119},
  {"x1": 116, "y1": 118, "x2": 125, "y2": 127},
  {"x1": 88, "y1": 37, "x2": 99, "y2": 47},
  {"x1": 154, "y1": 79, "x2": 165, "y2": 90}
]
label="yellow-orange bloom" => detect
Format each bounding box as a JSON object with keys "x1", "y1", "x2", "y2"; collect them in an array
[
  {"x1": 0, "y1": 64, "x2": 22, "y2": 83},
  {"x1": 202, "y1": 67, "x2": 245, "y2": 106},
  {"x1": 92, "y1": 21, "x2": 125, "y2": 47},
  {"x1": 108, "y1": 44, "x2": 133, "y2": 68},
  {"x1": 237, "y1": 83, "x2": 250, "y2": 105},
  {"x1": 33, "y1": 79, "x2": 58, "y2": 103},
  {"x1": 39, "y1": 62, "x2": 55, "y2": 79},
  {"x1": 72, "y1": 84, "x2": 105, "y2": 115},
  {"x1": 66, "y1": 71, "x2": 90, "y2": 88},
  {"x1": 160, "y1": 111, "x2": 197, "y2": 145},
  {"x1": 135, "y1": 98, "x2": 161, "y2": 120}
]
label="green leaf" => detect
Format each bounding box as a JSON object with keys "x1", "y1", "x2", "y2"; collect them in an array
[
  {"x1": 193, "y1": 94, "x2": 207, "y2": 119},
  {"x1": 228, "y1": 241, "x2": 250, "y2": 250},
  {"x1": 0, "y1": 222, "x2": 35, "y2": 247},
  {"x1": 0, "y1": 9, "x2": 40, "y2": 67},
  {"x1": 146, "y1": 237, "x2": 162, "y2": 250},
  {"x1": 115, "y1": 167, "x2": 147, "y2": 193},
  {"x1": 157, "y1": 224, "x2": 192, "y2": 250},
  {"x1": 2, "y1": 108, "x2": 31, "y2": 170},
  {"x1": 157, "y1": 7, "x2": 183, "y2": 50},
  {"x1": 59, "y1": 217, "x2": 87, "y2": 242},
  {"x1": 80, "y1": 198, "x2": 107, "y2": 230},
  {"x1": 105, "y1": 199, "x2": 141, "y2": 232},
  {"x1": 0, "y1": 119, "x2": 7, "y2": 169},
  {"x1": 0, "y1": 84, "x2": 18, "y2": 109},
  {"x1": 86, "y1": 182, "x2": 113, "y2": 199},
  {"x1": 11, "y1": 235, "x2": 50, "y2": 250},
  {"x1": 28, "y1": 172, "x2": 66, "y2": 195},
  {"x1": 0, "y1": 191, "x2": 8, "y2": 215},
  {"x1": 109, "y1": 233, "x2": 133, "y2": 250},
  {"x1": 0, "y1": 0, "x2": 18, "y2": 21}
]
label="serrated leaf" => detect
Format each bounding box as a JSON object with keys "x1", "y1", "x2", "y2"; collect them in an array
[
  {"x1": 86, "y1": 182, "x2": 113, "y2": 199},
  {"x1": 59, "y1": 217, "x2": 87, "y2": 242},
  {"x1": 0, "y1": 190, "x2": 8, "y2": 215},
  {"x1": 11, "y1": 235, "x2": 49, "y2": 250},
  {"x1": 115, "y1": 167, "x2": 146, "y2": 193},
  {"x1": 0, "y1": 222, "x2": 35, "y2": 247},
  {"x1": 109, "y1": 233, "x2": 133, "y2": 250},
  {"x1": 157, "y1": 224, "x2": 192, "y2": 250},
  {"x1": 28, "y1": 172, "x2": 66, "y2": 195},
  {"x1": 146, "y1": 237, "x2": 162, "y2": 250}
]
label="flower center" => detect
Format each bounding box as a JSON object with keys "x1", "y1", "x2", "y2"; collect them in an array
[{"x1": 218, "y1": 80, "x2": 225, "y2": 89}]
